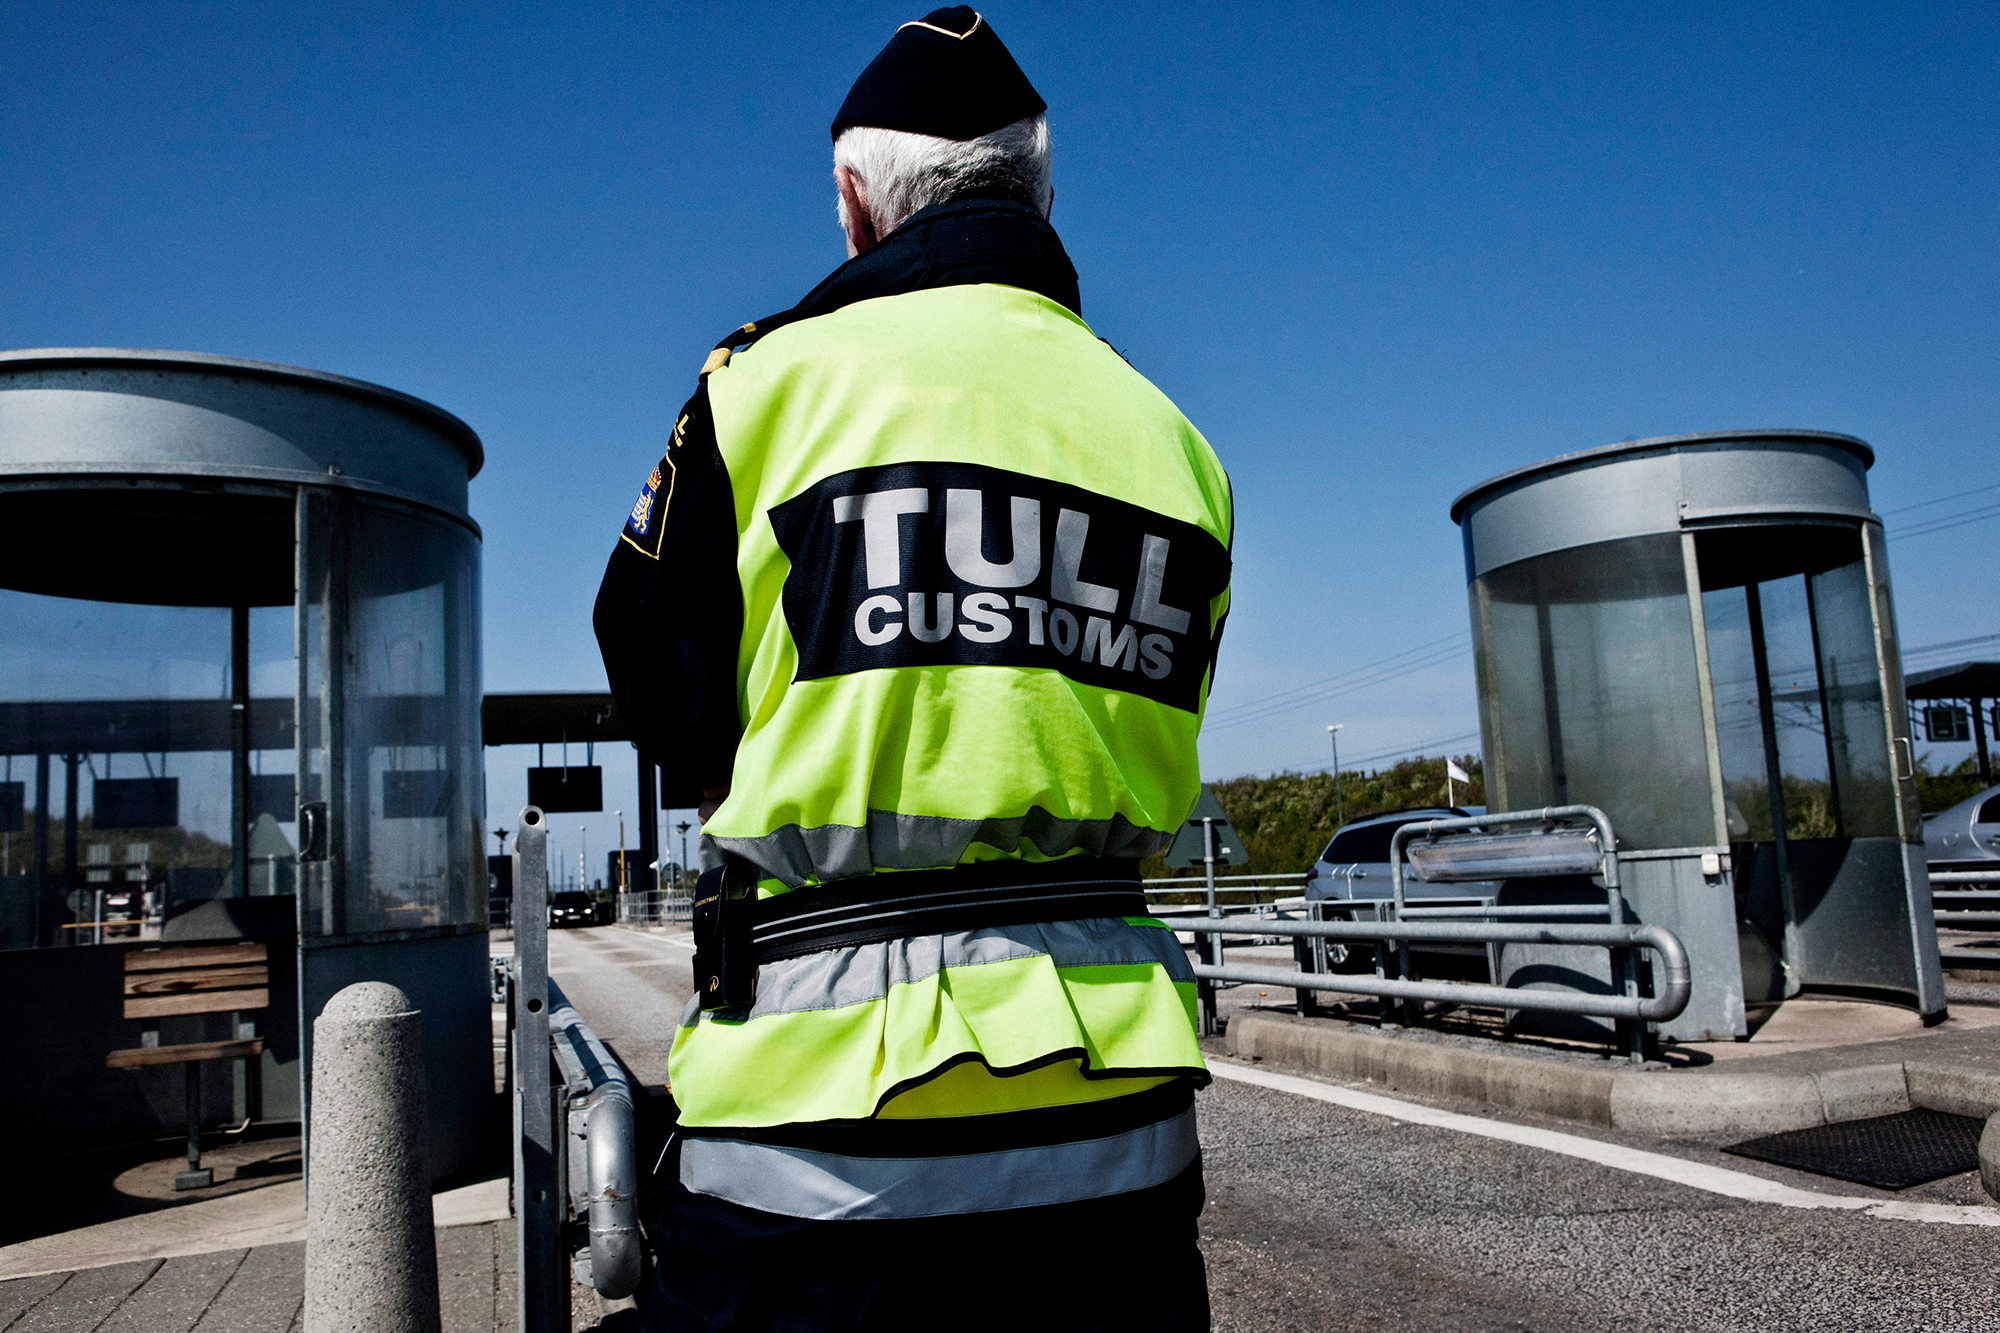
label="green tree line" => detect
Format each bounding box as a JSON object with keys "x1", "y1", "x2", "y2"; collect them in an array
[
  {"x1": 1144, "y1": 750, "x2": 1987, "y2": 883},
  {"x1": 1143, "y1": 755, "x2": 1486, "y2": 879}
]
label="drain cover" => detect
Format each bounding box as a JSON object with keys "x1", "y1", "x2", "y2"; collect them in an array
[{"x1": 1723, "y1": 1108, "x2": 1984, "y2": 1190}]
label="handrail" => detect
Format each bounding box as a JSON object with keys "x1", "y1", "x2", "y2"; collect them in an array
[
  {"x1": 1177, "y1": 916, "x2": 1691, "y2": 1024},
  {"x1": 547, "y1": 981, "x2": 641, "y2": 1301},
  {"x1": 1381, "y1": 804, "x2": 1644, "y2": 1057}
]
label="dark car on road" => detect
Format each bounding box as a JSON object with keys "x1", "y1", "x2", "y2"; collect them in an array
[{"x1": 549, "y1": 890, "x2": 596, "y2": 928}]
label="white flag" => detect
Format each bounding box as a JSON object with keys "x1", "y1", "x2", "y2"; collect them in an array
[{"x1": 1446, "y1": 759, "x2": 1470, "y2": 783}]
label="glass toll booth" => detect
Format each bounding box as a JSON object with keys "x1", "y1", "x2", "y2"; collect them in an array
[
  {"x1": 1453, "y1": 431, "x2": 1944, "y2": 1042},
  {"x1": 0, "y1": 349, "x2": 489, "y2": 1175}
]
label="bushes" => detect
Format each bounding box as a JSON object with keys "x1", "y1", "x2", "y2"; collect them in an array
[{"x1": 1142, "y1": 756, "x2": 1485, "y2": 880}]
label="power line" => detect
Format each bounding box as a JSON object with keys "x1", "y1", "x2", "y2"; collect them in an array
[
  {"x1": 1205, "y1": 638, "x2": 1473, "y2": 733},
  {"x1": 1880, "y1": 480, "x2": 2000, "y2": 517},
  {"x1": 1903, "y1": 631, "x2": 2000, "y2": 661},
  {"x1": 1893, "y1": 501, "x2": 2000, "y2": 542},
  {"x1": 1203, "y1": 631, "x2": 1469, "y2": 729},
  {"x1": 1342, "y1": 730, "x2": 1482, "y2": 768}
]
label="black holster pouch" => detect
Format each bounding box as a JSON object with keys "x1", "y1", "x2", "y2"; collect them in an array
[{"x1": 691, "y1": 861, "x2": 757, "y2": 1010}]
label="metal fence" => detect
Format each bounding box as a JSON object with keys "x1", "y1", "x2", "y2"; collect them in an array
[
  {"x1": 1173, "y1": 806, "x2": 1689, "y2": 1064},
  {"x1": 505, "y1": 807, "x2": 645, "y2": 1332},
  {"x1": 1933, "y1": 868, "x2": 2000, "y2": 932},
  {"x1": 616, "y1": 887, "x2": 693, "y2": 927}
]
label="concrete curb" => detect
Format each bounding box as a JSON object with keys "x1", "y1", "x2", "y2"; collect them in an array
[{"x1": 1225, "y1": 1013, "x2": 2000, "y2": 1136}]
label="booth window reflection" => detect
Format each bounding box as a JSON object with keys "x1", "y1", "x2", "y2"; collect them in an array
[
  {"x1": 0, "y1": 485, "x2": 483, "y2": 951},
  {"x1": 1472, "y1": 532, "x2": 1715, "y2": 850},
  {"x1": 300, "y1": 496, "x2": 483, "y2": 940},
  {"x1": 1694, "y1": 524, "x2": 1897, "y2": 845}
]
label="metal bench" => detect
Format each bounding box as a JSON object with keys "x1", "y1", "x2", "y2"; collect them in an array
[{"x1": 105, "y1": 942, "x2": 269, "y2": 1189}]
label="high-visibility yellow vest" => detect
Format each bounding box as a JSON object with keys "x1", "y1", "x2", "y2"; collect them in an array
[{"x1": 670, "y1": 280, "x2": 1231, "y2": 1129}]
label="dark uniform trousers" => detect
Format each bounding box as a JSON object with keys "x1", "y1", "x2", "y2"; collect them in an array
[{"x1": 639, "y1": 1135, "x2": 1210, "y2": 1332}]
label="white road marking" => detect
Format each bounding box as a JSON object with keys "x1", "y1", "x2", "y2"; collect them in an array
[{"x1": 1207, "y1": 1058, "x2": 2000, "y2": 1228}]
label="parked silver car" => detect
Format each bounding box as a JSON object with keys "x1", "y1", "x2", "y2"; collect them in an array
[
  {"x1": 1302, "y1": 806, "x2": 1498, "y2": 977},
  {"x1": 1924, "y1": 784, "x2": 2000, "y2": 871}
]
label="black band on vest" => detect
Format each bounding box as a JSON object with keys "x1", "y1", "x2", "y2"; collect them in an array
[{"x1": 751, "y1": 857, "x2": 1148, "y2": 963}]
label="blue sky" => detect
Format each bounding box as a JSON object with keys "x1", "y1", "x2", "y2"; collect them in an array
[{"x1": 4, "y1": 2, "x2": 1995, "y2": 871}]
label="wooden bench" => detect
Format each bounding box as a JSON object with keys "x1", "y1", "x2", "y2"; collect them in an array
[{"x1": 106, "y1": 942, "x2": 270, "y2": 1189}]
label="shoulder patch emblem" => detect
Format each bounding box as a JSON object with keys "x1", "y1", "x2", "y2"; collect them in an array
[{"x1": 621, "y1": 460, "x2": 669, "y2": 559}]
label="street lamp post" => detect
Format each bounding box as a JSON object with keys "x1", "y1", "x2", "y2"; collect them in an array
[
  {"x1": 1327, "y1": 724, "x2": 1344, "y2": 828},
  {"x1": 676, "y1": 821, "x2": 692, "y2": 891}
]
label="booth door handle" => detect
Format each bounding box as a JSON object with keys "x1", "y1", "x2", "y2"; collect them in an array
[
  {"x1": 298, "y1": 802, "x2": 329, "y2": 862},
  {"x1": 1895, "y1": 737, "x2": 1915, "y2": 782}
]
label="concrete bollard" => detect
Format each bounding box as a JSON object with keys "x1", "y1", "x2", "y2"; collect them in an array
[
  {"x1": 1982, "y1": 1112, "x2": 2000, "y2": 1203},
  {"x1": 305, "y1": 982, "x2": 441, "y2": 1333}
]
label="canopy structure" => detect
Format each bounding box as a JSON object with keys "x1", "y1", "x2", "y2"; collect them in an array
[
  {"x1": 1903, "y1": 661, "x2": 2000, "y2": 783},
  {"x1": 480, "y1": 692, "x2": 663, "y2": 893}
]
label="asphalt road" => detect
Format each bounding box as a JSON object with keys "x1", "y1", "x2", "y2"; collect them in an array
[{"x1": 548, "y1": 925, "x2": 2000, "y2": 1331}]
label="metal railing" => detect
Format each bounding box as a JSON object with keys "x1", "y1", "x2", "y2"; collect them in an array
[
  {"x1": 506, "y1": 807, "x2": 644, "y2": 1332},
  {"x1": 1933, "y1": 868, "x2": 2000, "y2": 932},
  {"x1": 617, "y1": 887, "x2": 693, "y2": 927},
  {"x1": 548, "y1": 980, "x2": 641, "y2": 1300},
  {"x1": 1179, "y1": 805, "x2": 1686, "y2": 1064}
]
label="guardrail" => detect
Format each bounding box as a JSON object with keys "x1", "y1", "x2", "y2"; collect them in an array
[
  {"x1": 617, "y1": 888, "x2": 693, "y2": 927},
  {"x1": 1933, "y1": 869, "x2": 2000, "y2": 932},
  {"x1": 1176, "y1": 805, "x2": 1683, "y2": 1064},
  {"x1": 1179, "y1": 917, "x2": 1690, "y2": 1060},
  {"x1": 507, "y1": 807, "x2": 644, "y2": 1332},
  {"x1": 548, "y1": 981, "x2": 641, "y2": 1300}
]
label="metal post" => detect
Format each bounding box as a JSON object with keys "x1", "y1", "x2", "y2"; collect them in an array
[
  {"x1": 230, "y1": 603, "x2": 251, "y2": 898},
  {"x1": 635, "y1": 752, "x2": 659, "y2": 899},
  {"x1": 1199, "y1": 817, "x2": 1219, "y2": 1036},
  {"x1": 512, "y1": 806, "x2": 564, "y2": 1333},
  {"x1": 1327, "y1": 724, "x2": 1344, "y2": 828},
  {"x1": 1975, "y1": 695, "x2": 1992, "y2": 787},
  {"x1": 62, "y1": 754, "x2": 79, "y2": 943},
  {"x1": 31, "y1": 753, "x2": 49, "y2": 947},
  {"x1": 178, "y1": 1062, "x2": 211, "y2": 1190}
]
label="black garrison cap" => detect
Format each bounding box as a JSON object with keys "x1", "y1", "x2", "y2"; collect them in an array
[{"x1": 831, "y1": 7, "x2": 1047, "y2": 143}]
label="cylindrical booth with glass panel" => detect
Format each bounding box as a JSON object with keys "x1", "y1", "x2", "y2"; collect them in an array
[
  {"x1": 0, "y1": 348, "x2": 489, "y2": 1175},
  {"x1": 1453, "y1": 430, "x2": 1945, "y2": 1042}
]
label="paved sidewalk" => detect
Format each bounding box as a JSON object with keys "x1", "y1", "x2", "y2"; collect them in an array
[{"x1": 0, "y1": 1220, "x2": 638, "y2": 1332}]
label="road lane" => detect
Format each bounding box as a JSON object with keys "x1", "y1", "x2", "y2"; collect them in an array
[
  {"x1": 545, "y1": 924, "x2": 694, "y2": 1089},
  {"x1": 541, "y1": 926, "x2": 2000, "y2": 1330}
]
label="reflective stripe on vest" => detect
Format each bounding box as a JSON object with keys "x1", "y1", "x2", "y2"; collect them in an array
[
  {"x1": 679, "y1": 1103, "x2": 1199, "y2": 1220},
  {"x1": 713, "y1": 915, "x2": 1193, "y2": 1020},
  {"x1": 707, "y1": 807, "x2": 1172, "y2": 889},
  {"x1": 667, "y1": 917, "x2": 1205, "y2": 1126}
]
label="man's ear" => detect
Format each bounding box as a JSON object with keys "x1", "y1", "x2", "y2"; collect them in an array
[{"x1": 835, "y1": 166, "x2": 878, "y2": 257}]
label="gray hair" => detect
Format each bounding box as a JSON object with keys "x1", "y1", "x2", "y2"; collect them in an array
[{"x1": 834, "y1": 113, "x2": 1052, "y2": 239}]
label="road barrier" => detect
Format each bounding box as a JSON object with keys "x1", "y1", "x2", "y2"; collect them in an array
[
  {"x1": 1177, "y1": 806, "x2": 1687, "y2": 1064},
  {"x1": 303, "y1": 981, "x2": 441, "y2": 1333},
  {"x1": 548, "y1": 981, "x2": 641, "y2": 1300},
  {"x1": 1933, "y1": 869, "x2": 2000, "y2": 932},
  {"x1": 505, "y1": 806, "x2": 646, "y2": 1330},
  {"x1": 617, "y1": 887, "x2": 693, "y2": 927}
]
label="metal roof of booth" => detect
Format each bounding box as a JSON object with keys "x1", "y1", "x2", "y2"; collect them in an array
[{"x1": 1449, "y1": 428, "x2": 1873, "y2": 524}]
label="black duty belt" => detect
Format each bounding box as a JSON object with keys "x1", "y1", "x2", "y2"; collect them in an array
[
  {"x1": 751, "y1": 858, "x2": 1148, "y2": 964},
  {"x1": 693, "y1": 857, "x2": 1147, "y2": 1010}
]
